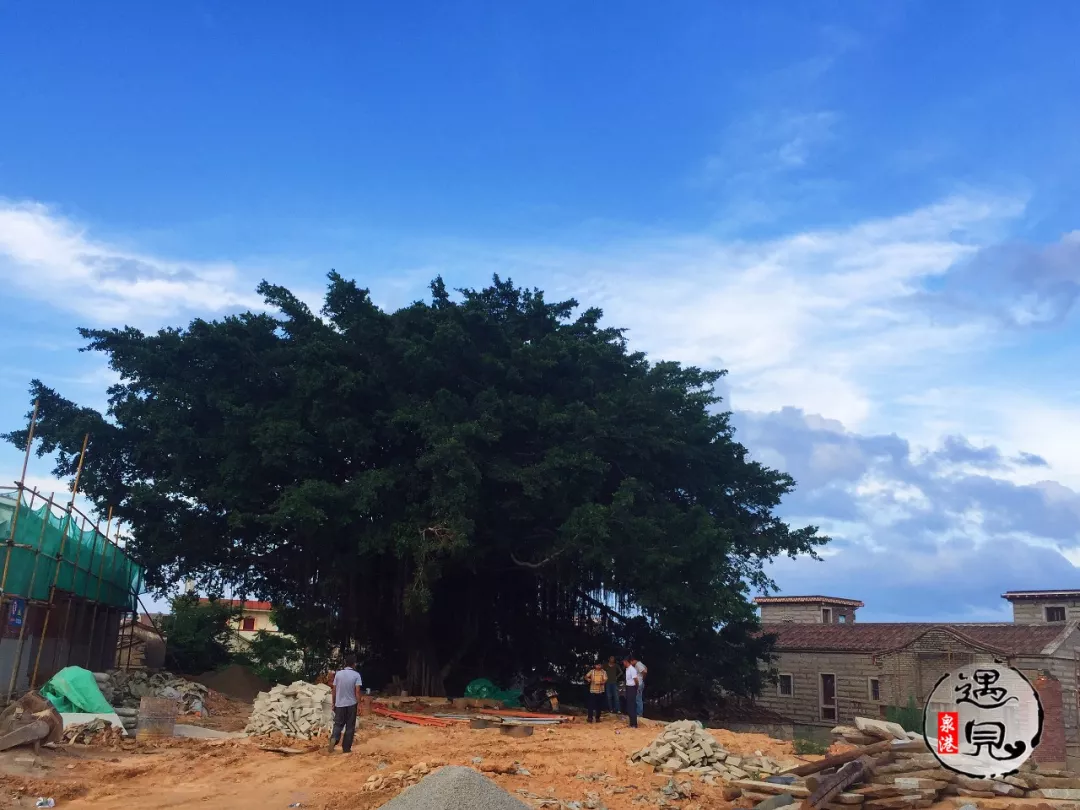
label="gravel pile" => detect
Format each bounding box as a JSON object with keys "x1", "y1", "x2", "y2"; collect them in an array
[
  {"x1": 378, "y1": 766, "x2": 530, "y2": 810},
  {"x1": 245, "y1": 681, "x2": 333, "y2": 739},
  {"x1": 630, "y1": 720, "x2": 794, "y2": 780}
]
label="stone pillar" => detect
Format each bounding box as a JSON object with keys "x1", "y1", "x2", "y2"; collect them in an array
[{"x1": 1033, "y1": 672, "x2": 1067, "y2": 767}]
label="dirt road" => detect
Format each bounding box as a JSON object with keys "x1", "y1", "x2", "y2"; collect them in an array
[{"x1": 0, "y1": 718, "x2": 800, "y2": 810}]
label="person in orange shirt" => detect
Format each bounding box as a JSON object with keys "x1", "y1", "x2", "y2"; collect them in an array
[{"x1": 584, "y1": 660, "x2": 608, "y2": 723}]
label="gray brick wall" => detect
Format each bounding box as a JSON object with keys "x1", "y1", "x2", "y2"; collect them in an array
[{"x1": 1011, "y1": 600, "x2": 1080, "y2": 624}]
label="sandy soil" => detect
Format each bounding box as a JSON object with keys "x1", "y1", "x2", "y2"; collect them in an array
[
  {"x1": 179, "y1": 692, "x2": 253, "y2": 733},
  {"x1": 0, "y1": 717, "x2": 809, "y2": 810}
]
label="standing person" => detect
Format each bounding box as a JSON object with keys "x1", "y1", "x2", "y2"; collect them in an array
[
  {"x1": 328, "y1": 653, "x2": 364, "y2": 754},
  {"x1": 584, "y1": 661, "x2": 608, "y2": 723},
  {"x1": 623, "y1": 657, "x2": 641, "y2": 728},
  {"x1": 631, "y1": 656, "x2": 648, "y2": 718},
  {"x1": 603, "y1": 656, "x2": 621, "y2": 714}
]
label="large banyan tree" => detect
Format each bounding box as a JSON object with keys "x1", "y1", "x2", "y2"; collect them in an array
[{"x1": 6, "y1": 273, "x2": 824, "y2": 702}]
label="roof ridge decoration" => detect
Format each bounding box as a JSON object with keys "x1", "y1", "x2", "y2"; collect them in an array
[{"x1": 754, "y1": 595, "x2": 865, "y2": 607}]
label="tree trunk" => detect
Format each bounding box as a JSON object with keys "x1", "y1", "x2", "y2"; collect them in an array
[{"x1": 404, "y1": 614, "x2": 445, "y2": 696}]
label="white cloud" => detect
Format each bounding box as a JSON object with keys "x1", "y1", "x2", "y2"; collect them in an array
[
  {"x1": 0, "y1": 200, "x2": 263, "y2": 325},
  {"x1": 513, "y1": 194, "x2": 1026, "y2": 431}
]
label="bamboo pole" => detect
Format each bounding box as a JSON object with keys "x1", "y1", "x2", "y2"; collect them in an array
[
  {"x1": 84, "y1": 508, "x2": 113, "y2": 669},
  {"x1": 30, "y1": 434, "x2": 88, "y2": 689},
  {"x1": 123, "y1": 550, "x2": 136, "y2": 671},
  {"x1": 6, "y1": 493, "x2": 55, "y2": 701},
  {"x1": 1, "y1": 400, "x2": 40, "y2": 595}
]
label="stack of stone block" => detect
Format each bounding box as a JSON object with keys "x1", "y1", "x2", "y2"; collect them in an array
[
  {"x1": 629, "y1": 720, "x2": 796, "y2": 783},
  {"x1": 244, "y1": 681, "x2": 333, "y2": 739}
]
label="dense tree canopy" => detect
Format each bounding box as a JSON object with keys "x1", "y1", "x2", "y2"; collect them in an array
[{"x1": 5, "y1": 273, "x2": 825, "y2": 706}]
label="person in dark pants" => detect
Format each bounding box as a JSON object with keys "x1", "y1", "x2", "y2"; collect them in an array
[
  {"x1": 603, "y1": 656, "x2": 621, "y2": 714},
  {"x1": 584, "y1": 660, "x2": 608, "y2": 723},
  {"x1": 623, "y1": 657, "x2": 641, "y2": 728},
  {"x1": 329, "y1": 653, "x2": 363, "y2": 753}
]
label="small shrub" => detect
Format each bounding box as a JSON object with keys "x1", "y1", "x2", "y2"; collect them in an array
[
  {"x1": 793, "y1": 737, "x2": 829, "y2": 755},
  {"x1": 885, "y1": 695, "x2": 922, "y2": 733}
]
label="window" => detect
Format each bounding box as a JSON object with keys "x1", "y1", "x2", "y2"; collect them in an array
[
  {"x1": 822, "y1": 608, "x2": 832, "y2": 624},
  {"x1": 878, "y1": 705, "x2": 889, "y2": 718},
  {"x1": 241, "y1": 617, "x2": 256, "y2": 632},
  {"x1": 838, "y1": 614, "x2": 847, "y2": 624},
  {"x1": 1046, "y1": 606, "x2": 1067, "y2": 623},
  {"x1": 868, "y1": 678, "x2": 881, "y2": 701},
  {"x1": 778, "y1": 674, "x2": 793, "y2": 697},
  {"x1": 820, "y1": 673, "x2": 837, "y2": 721}
]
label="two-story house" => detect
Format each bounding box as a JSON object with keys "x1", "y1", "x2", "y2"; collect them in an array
[{"x1": 752, "y1": 589, "x2": 1080, "y2": 771}]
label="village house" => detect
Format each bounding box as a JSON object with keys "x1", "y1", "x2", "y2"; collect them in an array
[
  {"x1": 753, "y1": 590, "x2": 1080, "y2": 771},
  {"x1": 199, "y1": 598, "x2": 283, "y2": 651}
]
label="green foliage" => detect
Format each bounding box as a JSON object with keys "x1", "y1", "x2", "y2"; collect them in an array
[
  {"x1": 885, "y1": 696, "x2": 922, "y2": 733},
  {"x1": 793, "y1": 737, "x2": 829, "y2": 756},
  {"x1": 232, "y1": 630, "x2": 304, "y2": 684},
  {"x1": 159, "y1": 595, "x2": 239, "y2": 674},
  {"x1": 4, "y1": 274, "x2": 827, "y2": 700}
]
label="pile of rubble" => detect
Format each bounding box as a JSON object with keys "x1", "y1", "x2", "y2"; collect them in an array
[
  {"x1": 831, "y1": 718, "x2": 920, "y2": 748},
  {"x1": 725, "y1": 716, "x2": 1080, "y2": 810},
  {"x1": 62, "y1": 717, "x2": 125, "y2": 746},
  {"x1": 97, "y1": 669, "x2": 209, "y2": 715},
  {"x1": 244, "y1": 681, "x2": 333, "y2": 739},
  {"x1": 629, "y1": 720, "x2": 796, "y2": 782},
  {"x1": 362, "y1": 762, "x2": 440, "y2": 794}
]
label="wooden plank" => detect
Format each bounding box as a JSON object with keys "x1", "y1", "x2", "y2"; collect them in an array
[
  {"x1": 781, "y1": 741, "x2": 895, "y2": 778},
  {"x1": 802, "y1": 758, "x2": 874, "y2": 810}
]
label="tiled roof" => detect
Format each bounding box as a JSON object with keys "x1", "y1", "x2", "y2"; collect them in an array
[
  {"x1": 199, "y1": 598, "x2": 273, "y2": 611},
  {"x1": 755, "y1": 595, "x2": 865, "y2": 607},
  {"x1": 1002, "y1": 590, "x2": 1080, "y2": 601},
  {"x1": 761, "y1": 622, "x2": 1071, "y2": 656}
]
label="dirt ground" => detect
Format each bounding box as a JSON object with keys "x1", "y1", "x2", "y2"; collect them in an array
[{"x1": 0, "y1": 716, "x2": 808, "y2": 810}]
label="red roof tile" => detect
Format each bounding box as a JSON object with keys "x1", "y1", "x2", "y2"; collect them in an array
[
  {"x1": 199, "y1": 598, "x2": 273, "y2": 611},
  {"x1": 755, "y1": 595, "x2": 865, "y2": 607},
  {"x1": 761, "y1": 623, "x2": 1070, "y2": 656}
]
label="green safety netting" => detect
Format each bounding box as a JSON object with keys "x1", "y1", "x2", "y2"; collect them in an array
[{"x1": 0, "y1": 493, "x2": 142, "y2": 610}]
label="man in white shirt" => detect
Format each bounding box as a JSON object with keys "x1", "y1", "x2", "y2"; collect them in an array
[
  {"x1": 623, "y1": 657, "x2": 641, "y2": 728},
  {"x1": 631, "y1": 656, "x2": 648, "y2": 718},
  {"x1": 329, "y1": 653, "x2": 364, "y2": 753}
]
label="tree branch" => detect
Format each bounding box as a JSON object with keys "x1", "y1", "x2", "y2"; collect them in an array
[{"x1": 510, "y1": 549, "x2": 565, "y2": 569}]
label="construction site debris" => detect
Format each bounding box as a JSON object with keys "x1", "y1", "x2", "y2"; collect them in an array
[
  {"x1": 62, "y1": 718, "x2": 124, "y2": 746},
  {"x1": 630, "y1": 719, "x2": 796, "y2": 779},
  {"x1": 0, "y1": 691, "x2": 64, "y2": 753},
  {"x1": 378, "y1": 765, "x2": 530, "y2": 810},
  {"x1": 244, "y1": 681, "x2": 332, "y2": 738},
  {"x1": 759, "y1": 721, "x2": 1080, "y2": 810},
  {"x1": 784, "y1": 740, "x2": 903, "y2": 777},
  {"x1": 831, "y1": 721, "x2": 917, "y2": 750},
  {"x1": 102, "y1": 670, "x2": 209, "y2": 715},
  {"x1": 373, "y1": 706, "x2": 452, "y2": 727}
]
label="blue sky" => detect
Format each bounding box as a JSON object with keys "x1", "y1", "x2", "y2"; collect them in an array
[{"x1": 2, "y1": 1, "x2": 1080, "y2": 621}]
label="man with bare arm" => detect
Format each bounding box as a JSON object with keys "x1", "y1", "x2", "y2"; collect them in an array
[{"x1": 328, "y1": 653, "x2": 363, "y2": 753}]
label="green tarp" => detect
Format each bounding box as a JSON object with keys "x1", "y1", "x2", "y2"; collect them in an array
[
  {"x1": 41, "y1": 666, "x2": 114, "y2": 713},
  {"x1": 0, "y1": 493, "x2": 141, "y2": 610},
  {"x1": 463, "y1": 678, "x2": 523, "y2": 708}
]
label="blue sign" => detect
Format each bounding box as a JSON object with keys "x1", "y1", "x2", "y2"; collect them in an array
[{"x1": 7, "y1": 598, "x2": 24, "y2": 631}]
